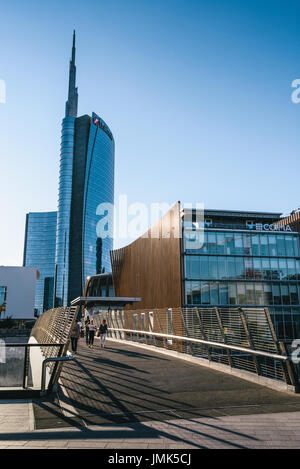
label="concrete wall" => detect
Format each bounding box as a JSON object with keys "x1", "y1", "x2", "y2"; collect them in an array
[{"x1": 0, "y1": 267, "x2": 37, "y2": 319}]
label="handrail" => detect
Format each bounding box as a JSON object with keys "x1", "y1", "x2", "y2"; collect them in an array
[
  {"x1": 107, "y1": 327, "x2": 290, "y2": 361},
  {"x1": 3, "y1": 343, "x2": 65, "y2": 347},
  {"x1": 41, "y1": 353, "x2": 74, "y2": 394}
]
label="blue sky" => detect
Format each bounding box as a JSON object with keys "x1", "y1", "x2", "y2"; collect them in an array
[{"x1": 1, "y1": 0, "x2": 300, "y2": 265}]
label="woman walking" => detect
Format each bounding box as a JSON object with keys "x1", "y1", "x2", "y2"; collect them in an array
[
  {"x1": 70, "y1": 320, "x2": 81, "y2": 354},
  {"x1": 88, "y1": 319, "x2": 97, "y2": 349},
  {"x1": 100, "y1": 319, "x2": 108, "y2": 348}
]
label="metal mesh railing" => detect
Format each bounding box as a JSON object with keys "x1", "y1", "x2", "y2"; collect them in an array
[{"x1": 92, "y1": 306, "x2": 298, "y2": 387}]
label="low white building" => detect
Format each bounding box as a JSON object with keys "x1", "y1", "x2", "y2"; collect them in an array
[{"x1": 0, "y1": 267, "x2": 39, "y2": 319}]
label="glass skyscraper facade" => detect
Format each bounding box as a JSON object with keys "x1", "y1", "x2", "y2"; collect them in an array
[
  {"x1": 54, "y1": 32, "x2": 114, "y2": 306},
  {"x1": 183, "y1": 210, "x2": 300, "y2": 341},
  {"x1": 23, "y1": 212, "x2": 57, "y2": 316}
]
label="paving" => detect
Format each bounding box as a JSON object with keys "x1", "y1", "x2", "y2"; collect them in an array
[{"x1": 1, "y1": 340, "x2": 300, "y2": 448}]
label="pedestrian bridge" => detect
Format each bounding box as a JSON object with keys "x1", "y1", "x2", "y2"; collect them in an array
[{"x1": 2, "y1": 305, "x2": 300, "y2": 429}]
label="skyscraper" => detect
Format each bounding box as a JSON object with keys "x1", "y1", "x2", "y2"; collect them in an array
[
  {"x1": 54, "y1": 31, "x2": 115, "y2": 306},
  {"x1": 23, "y1": 212, "x2": 57, "y2": 315}
]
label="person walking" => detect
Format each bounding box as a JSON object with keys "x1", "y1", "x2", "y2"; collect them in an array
[
  {"x1": 100, "y1": 319, "x2": 108, "y2": 348},
  {"x1": 85, "y1": 316, "x2": 90, "y2": 345},
  {"x1": 70, "y1": 320, "x2": 81, "y2": 354},
  {"x1": 88, "y1": 319, "x2": 97, "y2": 348}
]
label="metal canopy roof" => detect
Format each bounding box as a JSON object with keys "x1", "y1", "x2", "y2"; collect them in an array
[{"x1": 70, "y1": 296, "x2": 141, "y2": 307}]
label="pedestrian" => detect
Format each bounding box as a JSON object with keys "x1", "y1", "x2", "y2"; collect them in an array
[
  {"x1": 88, "y1": 319, "x2": 97, "y2": 349},
  {"x1": 85, "y1": 315, "x2": 90, "y2": 345},
  {"x1": 100, "y1": 319, "x2": 108, "y2": 348},
  {"x1": 70, "y1": 320, "x2": 81, "y2": 354}
]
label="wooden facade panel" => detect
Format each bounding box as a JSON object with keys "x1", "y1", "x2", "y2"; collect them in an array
[{"x1": 111, "y1": 202, "x2": 182, "y2": 309}]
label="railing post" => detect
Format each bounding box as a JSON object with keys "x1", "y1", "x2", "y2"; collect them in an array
[
  {"x1": 154, "y1": 309, "x2": 168, "y2": 349},
  {"x1": 238, "y1": 308, "x2": 261, "y2": 376},
  {"x1": 279, "y1": 341, "x2": 298, "y2": 387},
  {"x1": 22, "y1": 345, "x2": 30, "y2": 390},
  {"x1": 264, "y1": 307, "x2": 291, "y2": 385},
  {"x1": 214, "y1": 307, "x2": 233, "y2": 367}
]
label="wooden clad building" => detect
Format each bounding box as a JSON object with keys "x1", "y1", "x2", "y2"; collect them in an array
[{"x1": 110, "y1": 202, "x2": 182, "y2": 310}]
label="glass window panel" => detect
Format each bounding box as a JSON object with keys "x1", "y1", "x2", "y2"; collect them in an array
[
  {"x1": 199, "y1": 231, "x2": 208, "y2": 254},
  {"x1": 228, "y1": 283, "x2": 237, "y2": 305},
  {"x1": 185, "y1": 256, "x2": 191, "y2": 279},
  {"x1": 201, "y1": 282, "x2": 210, "y2": 304},
  {"x1": 244, "y1": 258, "x2": 253, "y2": 278},
  {"x1": 218, "y1": 256, "x2": 227, "y2": 280},
  {"x1": 185, "y1": 281, "x2": 192, "y2": 304},
  {"x1": 227, "y1": 257, "x2": 236, "y2": 279},
  {"x1": 243, "y1": 233, "x2": 252, "y2": 255},
  {"x1": 245, "y1": 283, "x2": 255, "y2": 305},
  {"x1": 269, "y1": 236, "x2": 277, "y2": 256},
  {"x1": 285, "y1": 235, "x2": 294, "y2": 257},
  {"x1": 253, "y1": 258, "x2": 262, "y2": 279},
  {"x1": 251, "y1": 235, "x2": 260, "y2": 256},
  {"x1": 270, "y1": 258, "x2": 280, "y2": 280},
  {"x1": 210, "y1": 282, "x2": 219, "y2": 304},
  {"x1": 281, "y1": 284, "x2": 290, "y2": 305},
  {"x1": 209, "y1": 257, "x2": 218, "y2": 279},
  {"x1": 191, "y1": 256, "x2": 200, "y2": 279},
  {"x1": 237, "y1": 283, "x2": 246, "y2": 304},
  {"x1": 279, "y1": 259, "x2": 288, "y2": 280},
  {"x1": 219, "y1": 283, "x2": 229, "y2": 304},
  {"x1": 200, "y1": 256, "x2": 209, "y2": 278},
  {"x1": 260, "y1": 235, "x2": 269, "y2": 256},
  {"x1": 255, "y1": 283, "x2": 264, "y2": 305},
  {"x1": 276, "y1": 235, "x2": 286, "y2": 257},
  {"x1": 234, "y1": 234, "x2": 244, "y2": 255},
  {"x1": 272, "y1": 284, "x2": 281, "y2": 305},
  {"x1": 235, "y1": 257, "x2": 244, "y2": 279},
  {"x1": 207, "y1": 232, "x2": 217, "y2": 254},
  {"x1": 264, "y1": 284, "x2": 273, "y2": 305},
  {"x1": 293, "y1": 236, "x2": 300, "y2": 257},
  {"x1": 287, "y1": 259, "x2": 296, "y2": 280},
  {"x1": 262, "y1": 258, "x2": 271, "y2": 280},
  {"x1": 192, "y1": 281, "x2": 201, "y2": 305},
  {"x1": 296, "y1": 260, "x2": 300, "y2": 280},
  {"x1": 216, "y1": 233, "x2": 225, "y2": 254},
  {"x1": 225, "y1": 233, "x2": 235, "y2": 255},
  {"x1": 290, "y1": 285, "x2": 299, "y2": 305}
]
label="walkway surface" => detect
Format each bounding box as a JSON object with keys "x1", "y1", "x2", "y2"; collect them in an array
[{"x1": 1, "y1": 340, "x2": 300, "y2": 448}]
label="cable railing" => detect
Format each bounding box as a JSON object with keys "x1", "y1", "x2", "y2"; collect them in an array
[{"x1": 92, "y1": 306, "x2": 298, "y2": 389}]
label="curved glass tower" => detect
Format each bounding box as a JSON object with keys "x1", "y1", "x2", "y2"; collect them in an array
[{"x1": 54, "y1": 32, "x2": 114, "y2": 306}]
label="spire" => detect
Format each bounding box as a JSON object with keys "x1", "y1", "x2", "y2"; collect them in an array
[{"x1": 65, "y1": 30, "x2": 78, "y2": 118}]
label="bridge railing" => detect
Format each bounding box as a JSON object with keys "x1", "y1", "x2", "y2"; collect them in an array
[
  {"x1": 0, "y1": 306, "x2": 78, "y2": 397},
  {"x1": 93, "y1": 307, "x2": 298, "y2": 390}
]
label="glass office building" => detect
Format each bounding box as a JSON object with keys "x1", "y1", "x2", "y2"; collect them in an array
[
  {"x1": 54, "y1": 32, "x2": 114, "y2": 306},
  {"x1": 23, "y1": 212, "x2": 57, "y2": 316},
  {"x1": 183, "y1": 209, "x2": 300, "y2": 341}
]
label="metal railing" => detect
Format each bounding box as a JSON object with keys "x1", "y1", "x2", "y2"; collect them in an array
[
  {"x1": 0, "y1": 306, "x2": 78, "y2": 396},
  {"x1": 92, "y1": 307, "x2": 298, "y2": 389}
]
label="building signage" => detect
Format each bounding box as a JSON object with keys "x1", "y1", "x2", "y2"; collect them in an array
[
  {"x1": 93, "y1": 116, "x2": 113, "y2": 140},
  {"x1": 247, "y1": 223, "x2": 293, "y2": 232}
]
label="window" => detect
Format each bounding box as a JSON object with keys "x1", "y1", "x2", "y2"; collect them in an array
[
  {"x1": 207, "y1": 232, "x2": 217, "y2": 254},
  {"x1": 216, "y1": 233, "x2": 226, "y2": 254},
  {"x1": 269, "y1": 236, "x2": 277, "y2": 256},
  {"x1": 293, "y1": 237, "x2": 300, "y2": 257},
  {"x1": 281, "y1": 284, "x2": 290, "y2": 305},
  {"x1": 185, "y1": 281, "x2": 192, "y2": 304},
  {"x1": 253, "y1": 258, "x2": 262, "y2": 279},
  {"x1": 234, "y1": 234, "x2": 244, "y2": 255},
  {"x1": 287, "y1": 259, "x2": 296, "y2": 279},
  {"x1": 237, "y1": 284, "x2": 246, "y2": 304},
  {"x1": 290, "y1": 285, "x2": 299, "y2": 305},
  {"x1": 228, "y1": 283, "x2": 237, "y2": 305},
  {"x1": 227, "y1": 257, "x2": 236, "y2": 279},
  {"x1": 251, "y1": 235, "x2": 260, "y2": 256},
  {"x1": 235, "y1": 257, "x2": 245, "y2": 279},
  {"x1": 219, "y1": 284, "x2": 229, "y2": 304},
  {"x1": 270, "y1": 258, "x2": 280, "y2": 280},
  {"x1": 262, "y1": 258, "x2": 271, "y2": 280},
  {"x1": 210, "y1": 282, "x2": 219, "y2": 304},
  {"x1": 190, "y1": 256, "x2": 200, "y2": 279},
  {"x1": 200, "y1": 256, "x2": 209, "y2": 278},
  {"x1": 276, "y1": 235, "x2": 286, "y2": 257},
  {"x1": 245, "y1": 283, "x2": 255, "y2": 305},
  {"x1": 272, "y1": 284, "x2": 281, "y2": 305},
  {"x1": 201, "y1": 282, "x2": 210, "y2": 304},
  {"x1": 285, "y1": 235, "x2": 295, "y2": 257},
  {"x1": 264, "y1": 284, "x2": 273, "y2": 305},
  {"x1": 218, "y1": 256, "x2": 227, "y2": 279},
  {"x1": 255, "y1": 283, "x2": 264, "y2": 305},
  {"x1": 260, "y1": 235, "x2": 269, "y2": 256},
  {"x1": 192, "y1": 282, "x2": 201, "y2": 304},
  {"x1": 209, "y1": 257, "x2": 218, "y2": 279},
  {"x1": 279, "y1": 259, "x2": 288, "y2": 280}
]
